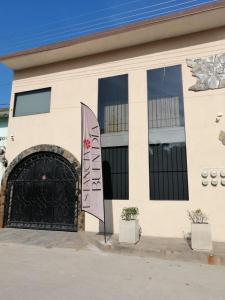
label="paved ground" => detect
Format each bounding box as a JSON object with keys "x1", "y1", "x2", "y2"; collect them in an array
[
  {"x1": 1, "y1": 228, "x2": 225, "y2": 265},
  {"x1": 0, "y1": 230, "x2": 225, "y2": 300}
]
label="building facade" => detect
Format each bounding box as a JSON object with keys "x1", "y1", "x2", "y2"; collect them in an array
[
  {"x1": 0, "y1": 108, "x2": 8, "y2": 190},
  {"x1": 1, "y1": 2, "x2": 225, "y2": 241}
]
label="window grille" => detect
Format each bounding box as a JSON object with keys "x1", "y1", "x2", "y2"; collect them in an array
[
  {"x1": 148, "y1": 96, "x2": 183, "y2": 128},
  {"x1": 102, "y1": 146, "x2": 129, "y2": 200},
  {"x1": 104, "y1": 103, "x2": 128, "y2": 133},
  {"x1": 149, "y1": 143, "x2": 189, "y2": 200}
]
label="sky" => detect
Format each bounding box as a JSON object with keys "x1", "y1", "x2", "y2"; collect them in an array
[{"x1": 0, "y1": 0, "x2": 219, "y2": 108}]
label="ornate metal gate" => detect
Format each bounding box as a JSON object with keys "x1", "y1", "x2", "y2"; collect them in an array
[{"x1": 4, "y1": 152, "x2": 78, "y2": 231}]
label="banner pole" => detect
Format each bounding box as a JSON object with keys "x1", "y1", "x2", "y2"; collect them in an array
[
  {"x1": 80, "y1": 102, "x2": 83, "y2": 217},
  {"x1": 103, "y1": 221, "x2": 107, "y2": 243},
  {"x1": 103, "y1": 199, "x2": 107, "y2": 244},
  {"x1": 101, "y1": 140, "x2": 107, "y2": 244}
]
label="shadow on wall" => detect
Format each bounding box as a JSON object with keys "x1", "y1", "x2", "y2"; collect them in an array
[
  {"x1": 99, "y1": 161, "x2": 114, "y2": 234},
  {"x1": 16, "y1": 26, "x2": 225, "y2": 81}
]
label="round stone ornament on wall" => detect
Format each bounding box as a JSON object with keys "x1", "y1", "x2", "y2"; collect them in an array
[
  {"x1": 202, "y1": 179, "x2": 209, "y2": 186},
  {"x1": 211, "y1": 179, "x2": 218, "y2": 186},
  {"x1": 201, "y1": 171, "x2": 208, "y2": 178},
  {"x1": 200, "y1": 169, "x2": 225, "y2": 187},
  {"x1": 210, "y1": 170, "x2": 217, "y2": 178},
  {"x1": 220, "y1": 170, "x2": 225, "y2": 178}
]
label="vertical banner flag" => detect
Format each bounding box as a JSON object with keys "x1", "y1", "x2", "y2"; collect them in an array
[{"x1": 81, "y1": 103, "x2": 104, "y2": 222}]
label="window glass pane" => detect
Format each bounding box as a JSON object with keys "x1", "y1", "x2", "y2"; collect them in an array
[
  {"x1": 102, "y1": 146, "x2": 129, "y2": 200},
  {"x1": 98, "y1": 75, "x2": 128, "y2": 133},
  {"x1": 14, "y1": 88, "x2": 51, "y2": 117},
  {"x1": 147, "y1": 65, "x2": 189, "y2": 200},
  {"x1": 147, "y1": 65, "x2": 184, "y2": 128}
]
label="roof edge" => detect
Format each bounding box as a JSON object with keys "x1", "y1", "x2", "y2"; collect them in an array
[{"x1": 0, "y1": 0, "x2": 225, "y2": 61}]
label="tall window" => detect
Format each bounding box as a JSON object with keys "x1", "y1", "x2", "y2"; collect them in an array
[
  {"x1": 98, "y1": 75, "x2": 128, "y2": 134},
  {"x1": 98, "y1": 74, "x2": 129, "y2": 199},
  {"x1": 147, "y1": 65, "x2": 189, "y2": 200},
  {"x1": 14, "y1": 88, "x2": 51, "y2": 117}
]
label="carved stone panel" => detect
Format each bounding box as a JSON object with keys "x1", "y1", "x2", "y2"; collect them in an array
[{"x1": 186, "y1": 53, "x2": 225, "y2": 91}]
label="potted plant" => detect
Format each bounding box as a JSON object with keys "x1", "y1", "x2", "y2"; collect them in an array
[
  {"x1": 188, "y1": 209, "x2": 212, "y2": 251},
  {"x1": 119, "y1": 207, "x2": 140, "y2": 244}
]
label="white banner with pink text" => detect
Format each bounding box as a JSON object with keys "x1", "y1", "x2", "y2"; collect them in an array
[{"x1": 81, "y1": 103, "x2": 104, "y2": 222}]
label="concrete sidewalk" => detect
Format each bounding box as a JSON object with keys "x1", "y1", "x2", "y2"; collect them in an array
[
  {"x1": 0, "y1": 228, "x2": 224, "y2": 266},
  {"x1": 100, "y1": 235, "x2": 225, "y2": 266}
]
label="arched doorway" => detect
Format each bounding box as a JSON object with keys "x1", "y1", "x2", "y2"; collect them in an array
[{"x1": 3, "y1": 149, "x2": 80, "y2": 232}]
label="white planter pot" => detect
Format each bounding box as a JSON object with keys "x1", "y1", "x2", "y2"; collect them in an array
[
  {"x1": 119, "y1": 219, "x2": 140, "y2": 244},
  {"x1": 191, "y1": 223, "x2": 212, "y2": 252}
]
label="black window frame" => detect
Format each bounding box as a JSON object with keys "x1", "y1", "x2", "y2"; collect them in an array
[
  {"x1": 147, "y1": 65, "x2": 189, "y2": 201},
  {"x1": 98, "y1": 74, "x2": 129, "y2": 200},
  {"x1": 13, "y1": 87, "x2": 51, "y2": 117},
  {"x1": 98, "y1": 74, "x2": 128, "y2": 134}
]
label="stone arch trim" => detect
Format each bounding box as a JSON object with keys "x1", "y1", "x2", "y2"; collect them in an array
[{"x1": 0, "y1": 144, "x2": 84, "y2": 231}]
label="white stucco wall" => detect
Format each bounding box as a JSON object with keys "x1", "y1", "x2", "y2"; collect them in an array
[{"x1": 5, "y1": 26, "x2": 225, "y2": 241}]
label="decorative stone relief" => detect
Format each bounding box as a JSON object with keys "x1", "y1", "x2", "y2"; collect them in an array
[
  {"x1": 201, "y1": 168, "x2": 225, "y2": 187},
  {"x1": 186, "y1": 53, "x2": 225, "y2": 91},
  {"x1": 0, "y1": 146, "x2": 7, "y2": 167},
  {"x1": 219, "y1": 130, "x2": 225, "y2": 145}
]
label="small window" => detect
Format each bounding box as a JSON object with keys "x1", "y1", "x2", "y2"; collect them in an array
[
  {"x1": 102, "y1": 146, "x2": 129, "y2": 200},
  {"x1": 14, "y1": 88, "x2": 51, "y2": 117},
  {"x1": 98, "y1": 75, "x2": 128, "y2": 134}
]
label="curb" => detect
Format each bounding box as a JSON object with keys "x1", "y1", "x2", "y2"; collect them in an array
[{"x1": 94, "y1": 239, "x2": 225, "y2": 266}]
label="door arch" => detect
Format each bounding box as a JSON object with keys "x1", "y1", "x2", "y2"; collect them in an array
[{"x1": 4, "y1": 151, "x2": 79, "y2": 231}]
